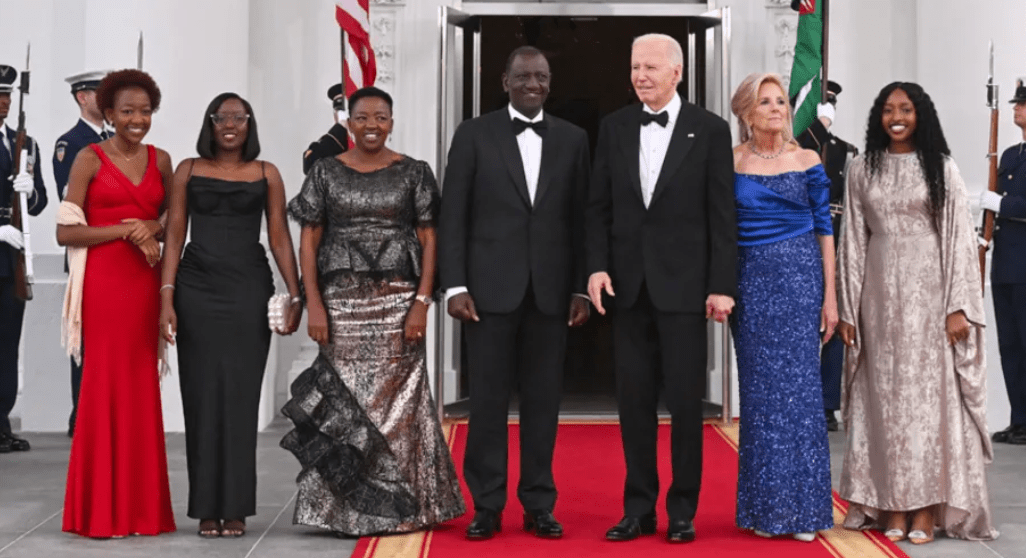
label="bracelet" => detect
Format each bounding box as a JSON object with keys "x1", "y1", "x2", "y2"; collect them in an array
[
  {"x1": 289, "y1": 295, "x2": 303, "y2": 305},
  {"x1": 160, "y1": 284, "x2": 175, "y2": 292}
]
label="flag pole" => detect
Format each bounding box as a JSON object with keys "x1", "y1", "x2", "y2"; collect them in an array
[
  {"x1": 820, "y1": 0, "x2": 829, "y2": 97},
  {"x1": 819, "y1": 0, "x2": 830, "y2": 161}
]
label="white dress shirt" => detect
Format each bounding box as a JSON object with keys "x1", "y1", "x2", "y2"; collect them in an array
[
  {"x1": 0, "y1": 126, "x2": 10, "y2": 155},
  {"x1": 639, "y1": 92, "x2": 682, "y2": 208},
  {"x1": 81, "y1": 117, "x2": 106, "y2": 138},
  {"x1": 509, "y1": 104, "x2": 543, "y2": 204}
]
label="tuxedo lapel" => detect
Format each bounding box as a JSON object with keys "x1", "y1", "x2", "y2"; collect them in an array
[
  {"x1": 619, "y1": 107, "x2": 644, "y2": 204},
  {"x1": 650, "y1": 103, "x2": 697, "y2": 205},
  {"x1": 491, "y1": 114, "x2": 532, "y2": 208},
  {"x1": 533, "y1": 115, "x2": 558, "y2": 208}
]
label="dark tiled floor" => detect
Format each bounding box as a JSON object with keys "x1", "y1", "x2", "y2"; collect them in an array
[{"x1": 1, "y1": 421, "x2": 1023, "y2": 557}]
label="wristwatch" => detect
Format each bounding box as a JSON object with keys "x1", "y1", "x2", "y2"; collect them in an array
[{"x1": 415, "y1": 294, "x2": 433, "y2": 307}]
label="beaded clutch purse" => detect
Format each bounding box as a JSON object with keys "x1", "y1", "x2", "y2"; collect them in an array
[{"x1": 267, "y1": 293, "x2": 290, "y2": 333}]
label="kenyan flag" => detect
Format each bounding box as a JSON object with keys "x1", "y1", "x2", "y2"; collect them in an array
[{"x1": 788, "y1": 0, "x2": 824, "y2": 136}]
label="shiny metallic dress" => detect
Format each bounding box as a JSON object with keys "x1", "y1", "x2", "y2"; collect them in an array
[
  {"x1": 281, "y1": 156, "x2": 465, "y2": 535},
  {"x1": 837, "y1": 153, "x2": 998, "y2": 540},
  {"x1": 732, "y1": 166, "x2": 835, "y2": 535}
]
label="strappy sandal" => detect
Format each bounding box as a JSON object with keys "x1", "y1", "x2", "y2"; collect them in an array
[
  {"x1": 884, "y1": 528, "x2": 906, "y2": 542},
  {"x1": 908, "y1": 529, "x2": 934, "y2": 544},
  {"x1": 198, "y1": 519, "x2": 222, "y2": 538},
  {"x1": 222, "y1": 519, "x2": 246, "y2": 537}
]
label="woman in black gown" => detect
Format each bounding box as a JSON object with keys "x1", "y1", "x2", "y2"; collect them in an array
[{"x1": 160, "y1": 93, "x2": 302, "y2": 537}]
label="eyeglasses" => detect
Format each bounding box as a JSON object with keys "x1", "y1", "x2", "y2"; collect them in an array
[{"x1": 210, "y1": 114, "x2": 250, "y2": 126}]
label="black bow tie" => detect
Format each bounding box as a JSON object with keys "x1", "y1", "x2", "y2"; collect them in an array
[
  {"x1": 640, "y1": 111, "x2": 669, "y2": 127},
  {"x1": 512, "y1": 118, "x2": 548, "y2": 137}
]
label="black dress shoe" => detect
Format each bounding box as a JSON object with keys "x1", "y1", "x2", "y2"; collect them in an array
[
  {"x1": 825, "y1": 410, "x2": 839, "y2": 432},
  {"x1": 666, "y1": 518, "x2": 696, "y2": 543},
  {"x1": 605, "y1": 512, "x2": 656, "y2": 541},
  {"x1": 1008, "y1": 425, "x2": 1026, "y2": 445},
  {"x1": 465, "y1": 510, "x2": 501, "y2": 541},
  {"x1": 523, "y1": 510, "x2": 563, "y2": 539},
  {"x1": 991, "y1": 424, "x2": 1019, "y2": 443},
  {"x1": 0, "y1": 433, "x2": 29, "y2": 452}
]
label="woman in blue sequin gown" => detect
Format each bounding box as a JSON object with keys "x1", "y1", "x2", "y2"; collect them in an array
[{"x1": 729, "y1": 74, "x2": 836, "y2": 541}]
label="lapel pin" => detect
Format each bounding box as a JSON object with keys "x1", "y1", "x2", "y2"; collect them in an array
[{"x1": 687, "y1": 133, "x2": 695, "y2": 138}]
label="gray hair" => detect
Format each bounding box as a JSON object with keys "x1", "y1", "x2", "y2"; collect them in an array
[{"x1": 632, "y1": 33, "x2": 684, "y2": 69}]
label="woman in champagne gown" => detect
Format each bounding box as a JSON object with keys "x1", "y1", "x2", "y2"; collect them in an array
[
  {"x1": 58, "y1": 69, "x2": 176, "y2": 538},
  {"x1": 160, "y1": 93, "x2": 302, "y2": 537},
  {"x1": 837, "y1": 82, "x2": 998, "y2": 543},
  {"x1": 729, "y1": 73, "x2": 836, "y2": 542}
]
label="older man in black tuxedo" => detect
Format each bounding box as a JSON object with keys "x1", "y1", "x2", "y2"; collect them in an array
[
  {"x1": 586, "y1": 34, "x2": 736, "y2": 544},
  {"x1": 439, "y1": 45, "x2": 591, "y2": 541}
]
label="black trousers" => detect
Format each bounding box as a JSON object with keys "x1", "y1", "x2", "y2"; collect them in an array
[
  {"x1": 613, "y1": 283, "x2": 707, "y2": 520},
  {"x1": 994, "y1": 283, "x2": 1026, "y2": 427},
  {"x1": 462, "y1": 284, "x2": 567, "y2": 513},
  {"x1": 0, "y1": 276, "x2": 26, "y2": 434}
]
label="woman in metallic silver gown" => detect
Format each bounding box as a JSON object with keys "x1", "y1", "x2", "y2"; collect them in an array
[
  {"x1": 281, "y1": 86, "x2": 465, "y2": 536},
  {"x1": 837, "y1": 82, "x2": 998, "y2": 544}
]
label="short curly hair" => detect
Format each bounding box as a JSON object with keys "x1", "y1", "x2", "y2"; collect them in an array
[{"x1": 96, "y1": 69, "x2": 162, "y2": 114}]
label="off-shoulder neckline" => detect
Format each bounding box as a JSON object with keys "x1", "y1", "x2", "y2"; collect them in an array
[{"x1": 736, "y1": 164, "x2": 824, "y2": 178}]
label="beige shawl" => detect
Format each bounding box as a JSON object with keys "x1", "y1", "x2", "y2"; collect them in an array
[{"x1": 57, "y1": 201, "x2": 87, "y2": 364}]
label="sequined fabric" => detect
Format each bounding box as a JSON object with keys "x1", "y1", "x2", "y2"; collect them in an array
[
  {"x1": 288, "y1": 156, "x2": 440, "y2": 285},
  {"x1": 837, "y1": 153, "x2": 998, "y2": 540},
  {"x1": 732, "y1": 170, "x2": 834, "y2": 535},
  {"x1": 281, "y1": 156, "x2": 464, "y2": 535},
  {"x1": 281, "y1": 277, "x2": 465, "y2": 535}
]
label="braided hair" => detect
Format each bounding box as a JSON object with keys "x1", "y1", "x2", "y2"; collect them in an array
[{"x1": 864, "y1": 82, "x2": 950, "y2": 229}]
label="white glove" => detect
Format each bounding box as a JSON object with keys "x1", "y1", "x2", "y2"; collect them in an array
[
  {"x1": 980, "y1": 190, "x2": 1003, "y2": 214},
  {"x1": 0, "y1": 224, "x2": 24, "y2": 250},
  {"x1": 12, "y1": 172, "x2": 33, "y2": 195},
  {"x1": 816, "y1": 102, "x2": 835, "y2": 126}
]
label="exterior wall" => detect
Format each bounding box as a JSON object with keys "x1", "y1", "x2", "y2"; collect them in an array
[{"x1": 2, "y1": 0, "x2": 1022, "y2": 430}]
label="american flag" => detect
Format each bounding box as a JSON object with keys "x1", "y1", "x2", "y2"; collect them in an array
[{"x1": 336, "y1": 0, "x2": 377, "y2": 96}]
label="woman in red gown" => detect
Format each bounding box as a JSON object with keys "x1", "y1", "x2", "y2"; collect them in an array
[{"x1": 56, "y1": 69, "x2": 176, "y2": 538}]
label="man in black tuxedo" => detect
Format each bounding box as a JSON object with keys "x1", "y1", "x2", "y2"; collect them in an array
[
  {"x1": 586, "y1": 34, "x2": 736, "y2": 544},
  {"x1": 439, "y1": 46, "x2": 591, "y2": 541}
]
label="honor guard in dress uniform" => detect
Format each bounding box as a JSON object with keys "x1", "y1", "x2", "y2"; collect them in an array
[
  {"x1": 793, "y1": 80, "x2": 857, "y2": 432},
  {"x1": 53, "y1": 70, "x2": 110, "y2": 437},
  {"x1": 0, "y1": 64, "x2": 48, "y2": 454},
  {"x1": 301, "y1": 82, "x2": 349, "y2": 174},
  {"x1": 980, "y1": 78, "x2": 1026, "y2": 445}
]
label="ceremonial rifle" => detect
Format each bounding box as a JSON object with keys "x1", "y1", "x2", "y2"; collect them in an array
[
  {"x1": 9, "y1": 43, "x2": 33, "y2": 301},
  {"x1": 979, "y1": 41, "x2": 999, "y2": 294}
]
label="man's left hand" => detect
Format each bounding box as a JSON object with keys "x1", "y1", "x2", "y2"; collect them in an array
[
  {"x1": 568, "y1": 297, "x2": 590, "y2": 327},
  {"x1": 12, "y1": 172, "x2": 33, "y2": 195},
  {"x1": 706, "y1": 294, "x2": 734, "y2": 323}
]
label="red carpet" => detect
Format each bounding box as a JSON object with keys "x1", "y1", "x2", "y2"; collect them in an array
[{"x1": 352, "y1": 422, "x2": 910, "y2": 558}]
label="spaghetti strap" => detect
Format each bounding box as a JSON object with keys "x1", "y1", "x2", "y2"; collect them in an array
[
  {"x1": 186, "y1": 158, "x2": 196, "y2": 181},
  {"x1": 260, "y1": 161, "x2": 266, "y2": 179}
]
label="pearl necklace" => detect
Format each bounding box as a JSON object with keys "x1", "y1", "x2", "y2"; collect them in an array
[{"x1": 748, "y1": 141, "x2": 786, "y2": 160}]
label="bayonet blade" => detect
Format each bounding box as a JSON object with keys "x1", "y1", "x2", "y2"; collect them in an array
[{"x1": 137, "y1": 31, "x2": 143, "y2": 70}]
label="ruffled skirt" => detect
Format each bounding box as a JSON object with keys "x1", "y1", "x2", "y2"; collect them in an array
[{"x1": 280, "y1": 276, "x2": 465, "y2": 535}]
